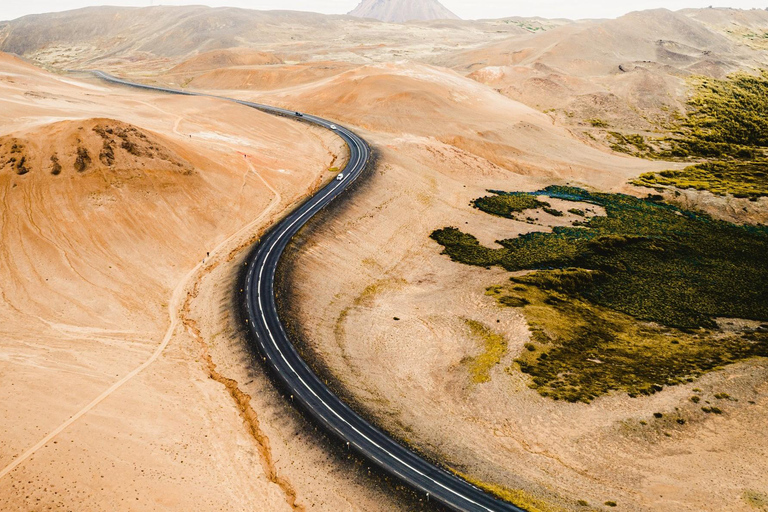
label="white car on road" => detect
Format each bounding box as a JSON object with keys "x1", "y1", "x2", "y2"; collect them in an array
[
  {"x1": 336, "y1": 173, "x2": 345, "y2": 181},
  {"x1": 330, "y1": 124, "x2": 337, "y2": 130}
]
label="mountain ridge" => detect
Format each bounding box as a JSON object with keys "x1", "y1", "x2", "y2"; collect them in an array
[{"x1": 348, "y1": 0, "x2": 460, "y2": 23}]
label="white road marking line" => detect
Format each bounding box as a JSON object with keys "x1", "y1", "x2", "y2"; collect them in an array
[{"x1": 248, "y1": 139, "x2": 494, "y2": 511}]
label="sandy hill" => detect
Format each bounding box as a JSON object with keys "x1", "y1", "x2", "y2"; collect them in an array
[
  {"x1": 447, "y1": 9, "x2": 751, "y2": 76},
  {"x1": 348, "y1": 0, "x2": 460, "y2": 23},
  {"x1": 168, "y1": 48, "x2": 283, "y2": 74},
  {"x1": 682, "y1": 7, "x2": 768, "y2": 49},
  {"x1": 244, "y1": 61, "x2": 664, "y2": 183},
  {"x1": 682, "y1": 6, "x2": 768, "y2": 31},
  {"x1": 0, "y1": 6, "x2": 331, "y2": 59},
  {"x1": 0, "y1": 6, "x2": 522, "y2": 71},
  {"x1": 0, "y1": 118, "x2": 193, "y2": 177},
  {"x1": 176, "y1": 61, "x2": 357, "y2": 91},
  {"x1": 439, "y1": 8, "x2": 768, "y2": 132},
  {"x1": 0, "y1": 50, "x2": 406, "y2": 512}
]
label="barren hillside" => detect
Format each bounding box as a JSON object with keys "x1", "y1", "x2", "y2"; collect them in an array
[
  {"x1": 0, "y1": 6, "x2": 523, "y2": 72},
  {"x1": 425, "y1": 9, "x2": 768, "y2": 157},
  {"x1": 0, "y1": 52, "x2": 407, "y2": 511}
]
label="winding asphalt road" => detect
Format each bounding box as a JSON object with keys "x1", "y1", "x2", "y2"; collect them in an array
[{"x1": 93, "y1": 71, "x2": 525, "y2": 512}]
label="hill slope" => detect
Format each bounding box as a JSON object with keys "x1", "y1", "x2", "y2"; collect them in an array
[
  {"x1": 0, "y1": 50, "x2": 398, "y2": 512},
  {"x1": 0, "y1": 6, "x2": 523, "y2": 71},
  {"x1": 349, "y1": 0, "x2": 460, "y2": 22}
]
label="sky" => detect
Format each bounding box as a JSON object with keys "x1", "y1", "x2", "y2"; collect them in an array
[{"x1": 1, "y1": 0, "x2": 767, "y2": 23}]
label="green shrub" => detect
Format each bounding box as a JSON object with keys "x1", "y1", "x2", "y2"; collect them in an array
[
  {"x1": 434, "y1": 186, "x2": 768, "y2": 330},
  {"x1": 633, "y1": 161, "x2": 768, "y2": 199},
  {"x1": 430, "y1": 227, "x2": 502, "y2": 267},
  {"x1": 634, "y1": 70, "x2": 768, "y2": 197},
  {"x1": 472, "y1": 192, "x2": 548, "y2": 218},
  {"x1": 543, "y1": 207, "x2": 564, "y2": 217},
  {"x1": 432, "y1": 187, "x2": 768, "y2": 401},
  {"x1": 684, "y1": 71, "x2": 768, "y2": 149}
]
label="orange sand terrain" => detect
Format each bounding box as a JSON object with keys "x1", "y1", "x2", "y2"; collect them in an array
[
  {"x1": 2, "y1": 5, "x2": 768, "y2": 512},
  {"x1": 190, "y1": 57, "x2": 766, "y2": 512},
  {"x1": 0, "y1": 52, "x2": 412, "y2": 511}
]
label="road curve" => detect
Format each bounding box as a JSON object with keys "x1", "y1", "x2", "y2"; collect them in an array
[{"x1": 93, "y1": 71, "x2": 525, "y2": 512}]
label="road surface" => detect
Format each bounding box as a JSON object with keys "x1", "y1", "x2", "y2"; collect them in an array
[{"x1": 94, "y1": 71, "x2": 525, "y2": 512}]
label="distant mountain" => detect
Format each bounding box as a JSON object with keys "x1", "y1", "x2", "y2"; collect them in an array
[{"x1": 348, "y1": 0, "x2": 460, "y2": 23}]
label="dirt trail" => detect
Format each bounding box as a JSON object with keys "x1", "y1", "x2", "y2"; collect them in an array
[
  {"x1": 175, "y1": 156, "x2": 305, "y2": 510},
  {"x1": 0, "y1": 155, "x2": 283, "y2": 483},
  {"x1": 0, "y1": 255, "x2": 193, "y2": 480}
]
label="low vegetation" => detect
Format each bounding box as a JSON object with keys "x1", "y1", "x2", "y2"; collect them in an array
[
  {"x1": 631, "y1": 70, "x2": 768, "y2": 198},
  {"x1": 432, "y1": 187, "x2": 768, "y2": 402},
  {"x1": 672, "y1": 71, "x2": 768, "y2": 156},
  {"x1": 608, "y1": 131, "x2": 654, "y2": 157},
  {"x1": 634, "y1": 161, "x2": 768, "y2": 199},
  {"x1": 472, "y1": 191, "x2": 549, "y2": 218},
  {"x1": 488, "y1": 277, "x2": 766, "y2": 402},
  {"x1": 435, "y1": 187, "x2": 768, "y2": 329},
  {"x1": 743, "y1": 489, "x2": 768, "y2": 509},
  {"x1": 463, "y1": 319, "x2": 507, "y2": 384},
  {"x1": 453, "y1": 471, "x2": 575, "y2": 512},
  {"x1": 587, "y1": 118, "x2": 608, "y2": 128}
]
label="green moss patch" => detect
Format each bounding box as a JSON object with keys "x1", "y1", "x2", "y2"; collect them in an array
[
  {"x1": 463, "y1": 319, "x2": 508, "y2": 384},
  {"x1": 472, "y1": 191, "x2": 548, "y2": 218},
  {"x1": 432, "y1": 186, "x2": 768, "y2": 402},
  {"x1": 430, "y1": 227, "x2": 502, "y2": 267},
  {"x1": 435, "y1": 186, "x2": 768, "y2": 330},
  {"x1": 609, "y1": 132, "x2": 655, "y2": 157},
  {"x1": 678, "y1": 71, "x2": 768, "y2": 153},
  {"x1": 633, "y1": 70, "x2": 768, "y2": 197},
  {"x1": 488, "y1": 278, "x2": 767, "y2": 402},
  {"x1": 743, "y1": 489, "x2": 768, "y2": 510},
  {"x1": 633, "y1": 161, "x2": 768, "y2": 199}
]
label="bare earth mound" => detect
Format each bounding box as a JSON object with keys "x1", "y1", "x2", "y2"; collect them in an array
[
  {"x1": 168, "y1": 48, "x2": 283, "y2": 75},
  {"x1": 0, "y1": 118, "x2": 193, "y2": 177}
]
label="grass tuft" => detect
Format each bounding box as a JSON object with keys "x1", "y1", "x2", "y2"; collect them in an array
[
  {"x1": 453, "y1": 471, "x2": 573, "y2": 512},
  {"x1": 633, "y1": 161, "x2": 768, "y2": 199},
  {"x1": 464, "y1": 319, "x2": 508, "y2": 384}
]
